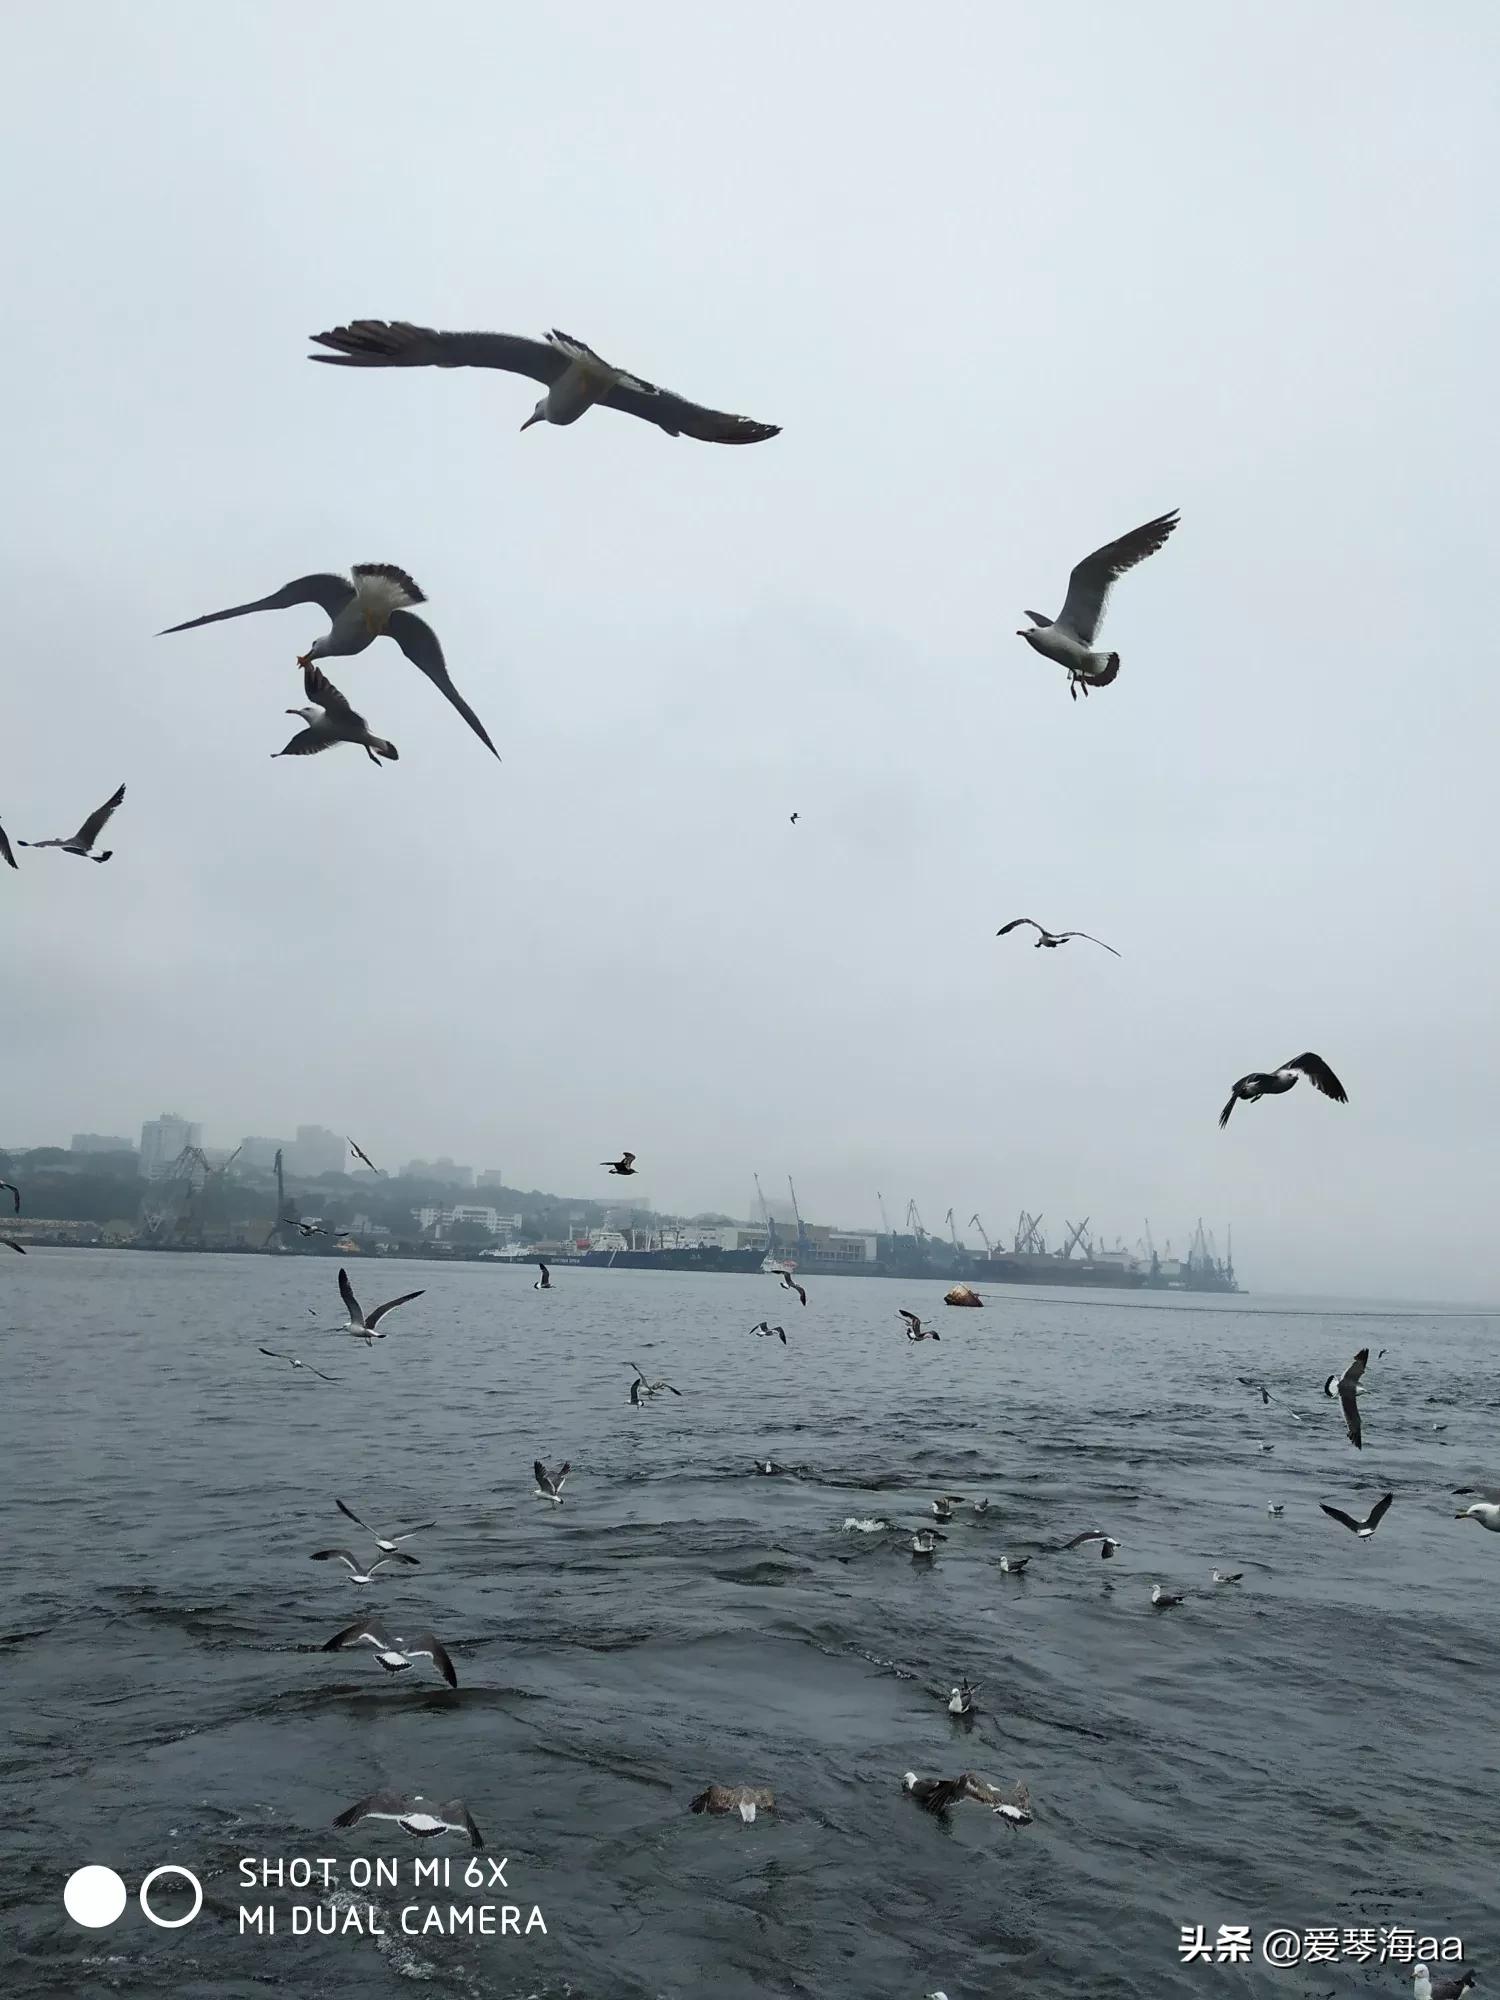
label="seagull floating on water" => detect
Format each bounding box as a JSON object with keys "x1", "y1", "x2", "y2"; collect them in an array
[
  {"x1": 275, "y1": 659, "x2": 398, "y2": 765},
  {"x1": 323, "y1": 1617, "x2": 458, "y2": 1688},
  {"x1": 1267, "y1": 1504, "x2": 1284, "y2": 1517},
  {"x1": 1454, "y1": 1494, "x2": 1500, "y2": 1533},
  {"x1": 995, "y1": 918, "x2": 1120, "y2": 956},
  {"x1": 1150, "y1": 1583, "x2": 1185, "y2": 1609},
  {"x1": 335, "y1": 1498, "x2": 435, "y2": 1556},
  {"x1": 1219, "y1": 1052, "x2": 1348, "y2": 1129},
  {"x1": 911, "y1": 1529, "x2": 946, "y2": 1557},
  {"x1": 334, "y1": 1792, "x2": 482, "y2": 1846},
  {"x1": 899, "y1": 1309, "x2": 940, "y2": 1342},
  {"x1": 1212, "y1": 1569, "x2": 1244, "y2": 1585},
  {"x1": 310, "y1": 320, "x2": 781, "y2": 446},
  {"x1": 1413, "y1": 1967, "x2": 1475, "y2": 2000},
  {"x1": 259, "y1": 1346, "x2": 337, "y2": 1382},
  {"x1": 16, "y1": 784, "x2": 125, "y2": 864},
  {"x1": 533, "y1": 1261, "x2": 551, "y2": 1291},
  {"x1": 947, "y1": 1679, "x2": 978, "y2": 1717},
  {"x1": 1018, "y1": 509, "x2": 1179, "y2": 699},
  {"x1": 602, "y1": 1151, "x2": 637, "y2": 1176},
  {"x1": 754, "y1": 1458, "x2": 787, "y2": 1475},
  {"x1": 903, "y1": 1771, "x2": 1032, "y2": 1825},
  {"x1": 1323, "y1": 1347, "x2": 1368, "y2": 1449},
  {"x1": 533, "y1": 1459, "x2": 570, "y2": 1506},
  {"x1": 689, "y1": 1784, "x2": 776, "y2": 1823},
  {"x1": 336, "y1": 1267, "x2": 425, "y2": 1344},
  {"x1": 310, "y1": 1548, "x2": 417, "y2": 1585},
  {"x1": 999, "y1": 1555, "x2": 1030, "y2": 1574},
  {"x1": 162, "y1": 563, "x2": 497, "y2": 756},
  {"x1": 1320, "y1": 1492, "x2": 1394, "y2": 1540}
]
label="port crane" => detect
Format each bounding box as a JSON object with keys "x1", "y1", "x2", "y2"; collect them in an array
[
  {"x1": 968, "y1": 1214, "x2": 993, "y2": 1256},
  {"x1": 1062, "y1": 1217, "x2": 1091, "y2": 1260},
  {"x1": 1014, "y1": 1210, "x2": 1045, "y2": 1255},
  {"x1": 787, "y1": 1176, "x2": 810, "y2": 1257},
  {"x1": 753, "y1": 1173, "x2": 780, "y2": 1257},
  {"x1": 943, "y1": 1208, "x2": 961, "y2": 1252},
  {"x1": 877, "y1": 1191, "x2": 893, "y2": 1237},
  {"x1": 905, "y1": 1199, "x2": 927, "y2": 1241}
]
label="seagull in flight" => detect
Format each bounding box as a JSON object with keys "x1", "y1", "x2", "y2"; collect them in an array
[
  {"x1": 336, "y1": 1267, "x2": 425, "y2": 1343},
  {"x1": 602, "y1": 1151, "x2": 637, "y2": 1176},
  {"x1": 274, "y1": 660, "x2": 398, "y2": 765},
  {"x1": 0, "y1": 820, "x2": 16, "y2": 870},
  {"x1": 0, "y1": 1180, "x2": 18, "y2": 1215},
  {"x1": 160, "y1": 563, "x2": 497, "y2": 757},
  {"x1": 752, "y1": 1321, "x2": 788, "y2": 1344},
  {"x1": 290, "y1": 1219, "x2": 344, "y2": 1239},
  {"x1": 1236, "y1": 1375, "x2": 1303, "y2": 1422},
  {"x1": 995, "y1": 918, "x2": 1120, "y2": 956},
  {"x1": 310, "y1": 321, "x2": 781, "y2": 446},
  {"x1": 1060, "y1": 1529, "x2": 1119, "y2": 1559},
  {"x1": 533, "y1": 1261, "x2": 552, "y2": 1291},
  {"x1": 310, "y1": 1548, "x2": 418, "y2": 1585},
  {"x1": 628, "y1": 1363, "x2": 683, "y2": 1403},
  {"x1": 16, "y1": 784, "x2": 125, "y2": 863},
  {"x1": 1323, "y1": 1347, "x2": 1369, "y2": 1449},
  {"x1": 1018, "y1": 509, "x2": 1179, "y2": 699},
  {"x1": 778, "y1": 1270, "x2": 807, "y2": 1306},
  {"x1": 533, "y1": 1459, "x2": 570, "y2": 1505},
  {"x1": 347, "y1": 1137, "x2": 384, "y2": 1176},
  {"x1": 899, "y1": 1309, "x2": 940, "y2": 1342},
  {"x1": 1320, "y1": 1492, "x2": 1394, "y2": 1540},
  {"x1": 335, "y1": 1497, "x2": 434, "y2": 1556},
  {"x1": 789, "y1": 812, "x2": 799, "y2": 825},
  {"x1": 1219, "y1": 1053, "x2": 1348, "y2": 1129},
  {"x1": 259, "y1": 1346, "x2": 338, "y2": 1382},
  {"x1": 334, "y1": 1792, "x2": 482, "y2": 1846},
  {"x1": 323, "y1": 1616, "x2": 458, "y2": 1688},
  {"x1": 1454, "y1": 1491, "x2": 1500, "y2": 1533},
  {"x1": 2, "y1": 1239, "x2": 25, "y2": 1254}
]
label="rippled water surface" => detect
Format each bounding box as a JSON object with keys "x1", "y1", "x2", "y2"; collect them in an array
[{"x1": 4, "y1": 1250, "x2": 1499, "y2": 1997}]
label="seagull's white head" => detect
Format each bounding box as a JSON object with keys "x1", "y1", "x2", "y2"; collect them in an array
[
  {"x1": 902, "y1": 1771, "x2": 919, "y2": 1792},
  {"x1": 287, "y1": 705, "x2": 319, "y2": 723},
  {"x1": 521, "y1": 398, "x2": 548, "y2": 431}
]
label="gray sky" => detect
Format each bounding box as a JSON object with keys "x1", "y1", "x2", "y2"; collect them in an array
[{"x1": 3, "y1": 3, "x2": 1496, "y2": 1300}]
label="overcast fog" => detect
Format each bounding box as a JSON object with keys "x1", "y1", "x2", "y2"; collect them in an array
[{"x1": 2, "y1": 4, "x2": 1495, "y2": 1300}]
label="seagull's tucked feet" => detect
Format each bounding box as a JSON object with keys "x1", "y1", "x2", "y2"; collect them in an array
[{"x1": 296, "y1": 652, "x2": 313, "y2": 670}]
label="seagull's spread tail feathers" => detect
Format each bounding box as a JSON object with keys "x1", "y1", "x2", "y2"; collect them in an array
[
  {"x1": 1218, "y1": 1095, "x2": 1237, "y2": 1129},
  {"x1": 351, "y1": 563, "x2": 426, "y2": 614}
]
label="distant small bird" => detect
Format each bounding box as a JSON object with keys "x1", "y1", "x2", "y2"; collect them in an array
[
  {"x1": 1413, "y1": 1968, "x2": 1476, "y2": 2000},
  {"x1": 0, "y1": 1180, "x2": 18, "y2": 1215},
  {"x1": 602, "y1": 1152, "x2": 637, "y2": 1176},
  {"x1": 1324, "y1": 1347, "x2": 1369, "y2": 1450},
  {"x1": 533, "y1": 1459, "x2": 570, "y2": 1505},
  {"x1": 336, "y1": 1267, "x2": 425, "y2": 1344},
  {"x1": 999, "y1": 1555, "x2": 1030, "y2": 1574},
  {"x1": 161, "y1": 563, "x2": 497, "y2": 756},
  {"x1": 347, "y1": 1137, "x2": 384, "y2": 1176},
  {"x1": 310, "y1": 320, "x2": 781, "y2": 446},
  {"x1": 628, "y1": 1363, "x2": 682, "y2": 1403},
  {"x1": 1212, "y1": 1569, "x2": 1244, "y2": 1585},
  {"x1": 0, "y1": 820, "x2": 15, "y2": 869},
  {"x1": 959, "y1": 1774, "x2": 1034, "y2": 1826},
  {"x1": 754, "y1": 1458, "x2": 786, "y2": 1475},
  {"x1": 335, "y1": 1498, "x2": 435, "y2": 1556},
  {"x1": 323, "y1": 1617, "x2": 458, "y2": 1688},
  {"x1": 779, "y1": 1270, "x2": 807, "y2": 1306},
  {"x1": 334, "y1": 1792, "x2": 482, "y2": 1846},
  {"x1": 259, "y1": 1346, "x2": 337, "y2": 1382},
  {"x1": 310, "y1": 1548, "x2": 418, "y2": 1585},
  {"x1": 689, "y1": 1784, "x2": 776, "y2": 1824},
  {"x1": 1236, "y1": 1375, "x2": 1303, "y2": 1422},
  {"x1": 1267, "y1": 1504, "x2": 1284, "y2": 1517},
  {"x1": 995, "y1": 918, "x2": 1119, "y2": 956},
  {"x1": 1060, "y1": 1529, "x2": 1119, "y2": 1559},
  {"x1": 534, "y1": 1261, "x2": 551, "y2": 1291},
  {"x1": 17, "y1": 783, "x2": 125, "y2": 863},
  {"x1": 899, "y1": 1309, "x2": 940, "y2": 1342},
  {"x1": 789, "y1": 812, "x2": 799, "y2": 825},
  {"x1": 910, "y1": 1528, "x2": 946, "y2": 1557},
  {"x1": 1150, "y1": 1583, "x2": 1185, "y2": 1609},
  {"x1": 1320, "y1": 1492, "x2": 1394, "y2": 1540},
  {"x1": 752, "y1": 1322, "x2": 788, "y2": 1344},
  {"x1": 275, "y1": 659, "x2": 398, "y2": 764},
  {"x1": 1257, "y1": 1443, "x2": 1275, "y2": 1454},
  {"x1": 1018, "y1": 508, "x2": 1180, "y2": 699},
  {"x1": 1219, "y1": 1053, "x2": 1348, "y2": 1129},
  {"x1": 290, "y1": 1219, "x2": 345, "y2": 1238},
  {"x1": 947, "y1": 1679, "x2": 978, "y2": 1716}
]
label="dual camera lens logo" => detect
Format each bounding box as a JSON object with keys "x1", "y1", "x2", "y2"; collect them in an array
[{"x1": 64, "y1": 1863, "x2": 203, "y2": 1930}]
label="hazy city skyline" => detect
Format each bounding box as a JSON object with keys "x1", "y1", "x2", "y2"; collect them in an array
[{"x1": 3, "y1": 5, "x2": 1496, "y2": 1301}]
